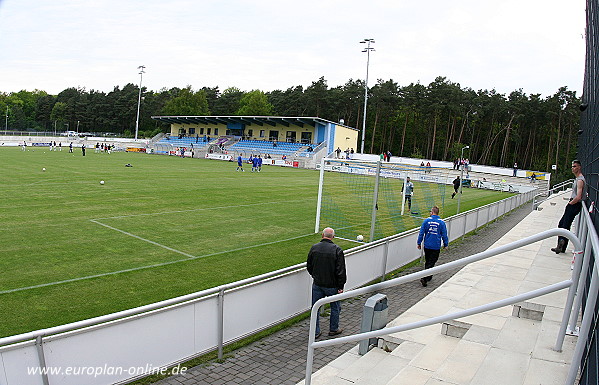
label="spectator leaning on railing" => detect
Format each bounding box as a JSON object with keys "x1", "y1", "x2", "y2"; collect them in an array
[{"x1": 551, "y1": 160, "x2": 587, "y2": 254}]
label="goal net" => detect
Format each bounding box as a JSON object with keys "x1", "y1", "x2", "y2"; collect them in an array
[{"x1": 315, "y1": 158, "x2": 451, "y2": 243}]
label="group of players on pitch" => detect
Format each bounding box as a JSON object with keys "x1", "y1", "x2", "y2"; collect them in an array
[{"x1": 236, "y1": 154, "x2": 263, "y2": 172}]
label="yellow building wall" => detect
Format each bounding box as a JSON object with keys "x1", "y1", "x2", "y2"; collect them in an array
[
  {"x1": 171, "y1": 122, "x2": 317, "y2": 143},
  {"x1": 333, "y1": 125, "x2": 359, "y2": 152},
  {"x1": 170, "y1": 123, "x2": 228, "y2": 137},
  {"x1": 244, "y1": 123, "x2": 316, "y2": 143}
]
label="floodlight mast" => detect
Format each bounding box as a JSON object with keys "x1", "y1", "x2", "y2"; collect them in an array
[
  {"x1": 135, "y1": 65, "x2": 146, "y2": 141},
  {"x1": 360, "y1": 39, "x2": 375, "y2": 154}
]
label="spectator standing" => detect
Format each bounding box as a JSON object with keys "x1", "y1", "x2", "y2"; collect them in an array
[
  {"x1": 81, "y1": 144, "x2": 86, "y2": 156},
  {"x1": 513, "y1": 162, "x2": 518, "y2": 177},
  {"x1": 551, "y1": 160, "x2": 587, "y2": 254},
  {"x1": 307, "y1": 227, "x2": 346, "y2": 338},
  {"x1": 417, "y1": 206, "x2": 449, "y2": 286}
]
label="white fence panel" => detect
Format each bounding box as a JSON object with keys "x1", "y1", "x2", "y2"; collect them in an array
[
  {"x1": 386, "y1": 231, "x2": 421, "y2": 272},
  {"x1": 192, "y1": 295, "x2": 220, "y2": 353},
  {"x1": 464, "y1": 209, "x2": 478, "y2": 235},
  {"x1": 1, "y1": 344, "x2": 44, "y2": 385},
  {"x1": 223, "y1": 270, "x2": 310, "y2": 342},
  {"x1": 345, "y1": 246, "x2": 384, "y2": 289},
  {"x1": 476, "y1": 207, "x2": 489, "y2": 228},
  {"x1": 447, "y1": 215, "x2": 465, "y2": 243},
  {"x1": 43, "y1": 303, "x2": 197, "y2": 385}
]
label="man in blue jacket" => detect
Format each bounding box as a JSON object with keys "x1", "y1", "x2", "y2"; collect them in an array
[{"x1": 417, "y1": 206, "x2": 449, "y2": 287}]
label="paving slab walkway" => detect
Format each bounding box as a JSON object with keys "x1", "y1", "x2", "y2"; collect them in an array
[{"x1": 155, "y1": 203, "x2": 534, "y2": 385}]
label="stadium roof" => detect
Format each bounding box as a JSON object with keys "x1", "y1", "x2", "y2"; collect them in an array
[{"x1": 150, "y1": 116, "x2": 357, "y2": 130}]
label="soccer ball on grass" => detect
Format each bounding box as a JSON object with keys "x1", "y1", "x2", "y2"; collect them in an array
[{"x1": 356, "y1": 235, "x2": 364, "y2": 242}]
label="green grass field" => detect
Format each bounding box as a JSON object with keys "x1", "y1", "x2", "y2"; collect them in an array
[{"x1": 0, "y1": 147, "x2": 512, "y2": 338}]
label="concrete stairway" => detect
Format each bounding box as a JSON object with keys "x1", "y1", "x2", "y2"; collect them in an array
[{"x1": 300, "y1": 194, "x2": 578, "y2": 385}]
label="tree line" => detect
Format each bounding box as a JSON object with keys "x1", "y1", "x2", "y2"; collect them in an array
[{"x1": 0, "y1": 76, "x2": 580, "y2": 179}]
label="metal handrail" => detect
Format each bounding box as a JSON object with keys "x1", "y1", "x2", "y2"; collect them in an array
[
  {"x1": 533, "y1": 178, "x2": 574, "y2": 210},
  {"x1": 304, "y1": 228, "x2": 584, "y2": 385},
  {"x1": 565, "y1": 201, "x2": 599, "y2": 385}
]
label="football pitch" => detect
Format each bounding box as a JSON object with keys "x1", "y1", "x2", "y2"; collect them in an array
[{"x1": 0, "y1": 147, "x2": 512, "y2": 338}]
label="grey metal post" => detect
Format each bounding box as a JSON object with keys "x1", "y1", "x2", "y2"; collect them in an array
[
  {"x1": 565, "y1": 266, "x2": 598, "y2": 385},
  {"x1": 369, "y1": 161, "x2": 381, "y2": 242},
  {"x1": 462, "y1": 212, "x2": 467, "y2": 241},
  {"x1": 35, "y1": 335, "x2": 50, "y2": 385},
  {"x1": 567, "y1": 234, "x2": 592, "y2": 334},
  {"x1": 217, "y1": 287, "x2": 225, "y2": 359},
  {"x1": 314, "y1": 158, "x2": 326, "y2": 233},
  {"x1": 555, "y1": 246, "x2": 585, "y2": 351},
  {"x1": 381, "y1": 240, "x2": 389, "y2": 282}
]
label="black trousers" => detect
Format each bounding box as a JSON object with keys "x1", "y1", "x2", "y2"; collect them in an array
[
  {"x1": 558, "y1": 202, "x2": 582, "y2": 249},
  {"x1": 423, "y1": 248, "x2": 440, "y2": 281}
]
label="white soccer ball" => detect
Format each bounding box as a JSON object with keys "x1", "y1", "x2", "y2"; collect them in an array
[
  {"x1": 100, "y1": 180, "x2": 105, "y2": 185},
  {"x1": 357, "y1": 235, "x2": 364, "y2": 242},
  {"x1": 42, "y1": 168, "x2": 46, "y2": 172}
]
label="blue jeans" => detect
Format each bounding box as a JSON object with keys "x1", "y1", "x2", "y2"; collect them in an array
[{"x1": 311, "y1": 284, "x2": 341, "y2": 335}]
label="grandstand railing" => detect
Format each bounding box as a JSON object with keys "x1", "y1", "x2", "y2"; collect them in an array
[
  {"x1": 304, "y1": 201, "x2": 599, "y2": 385},
  {"x1": 532, "y1": 178, "x2": 574, "y2": 210},
  {"x1": 0, "y1": 190, "x2": 535, "y2": 385}
]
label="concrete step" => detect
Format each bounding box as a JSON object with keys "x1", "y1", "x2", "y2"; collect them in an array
[{"x1": 301, "y1": 344, "x2": 410, "y2": 385}]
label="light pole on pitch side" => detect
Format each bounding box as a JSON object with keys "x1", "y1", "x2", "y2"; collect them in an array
[
  {"x1": 135, "y1": 65, "x2": 146, "y2": 141},
  {"x1": 360, "y1": 39, "x2": 375, "y2": 154}
]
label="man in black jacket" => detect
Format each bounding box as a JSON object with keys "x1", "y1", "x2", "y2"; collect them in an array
[{"x1": 307, "y1": 227, "x2": 347, "y2": 338}]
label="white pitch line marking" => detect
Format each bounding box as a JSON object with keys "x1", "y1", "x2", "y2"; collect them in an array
[
  {"x1": 90, "y1": 219, "x2": 196, "y2": 258},
  {"x1": 0, "y1": 231, "x2": 316, "y2": 295}
]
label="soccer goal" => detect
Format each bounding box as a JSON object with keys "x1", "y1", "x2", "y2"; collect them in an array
[{"x1": 315, "y1": 158, "x2": 452, "y2": 243}]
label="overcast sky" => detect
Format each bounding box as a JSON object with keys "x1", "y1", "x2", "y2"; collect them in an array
[{"x1": 0, "y1": 0, "x2": 586, "y2": 98}]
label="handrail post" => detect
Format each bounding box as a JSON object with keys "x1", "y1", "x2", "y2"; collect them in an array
[
  {"x1": 35, "y1": 335, "x2": 50, "y2": 385},
  {"x1": 305, "y1": 302, "x2": 321, "y2": 385},
  {"x1": 555, "y1": 246, "x2": 585, "y2": 351},
  {"x1": 217, "y1": 287, "x2": 225, "y2": 360},
  {"x1": 567, "y1": 234, "x2": 593, "y2": 334},
  {"x1": 565, "y1": 266, "x2": 599, "y2": 385}
]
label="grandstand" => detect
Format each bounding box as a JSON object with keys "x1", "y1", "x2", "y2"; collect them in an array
[
  {"x1": 227, "y1": 139, "x2": 314, "y2": 157},
  {"x1": 150, "y1": 115, "x2": 358, "y2": 161}
]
